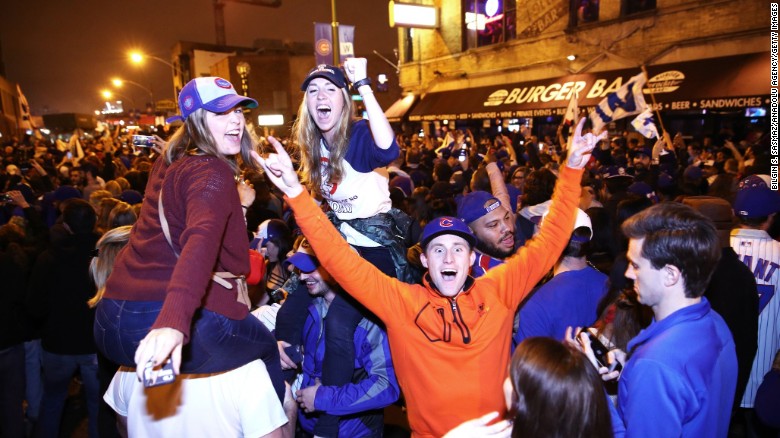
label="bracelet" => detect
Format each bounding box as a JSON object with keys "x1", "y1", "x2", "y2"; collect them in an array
[{"x1": 352, "y1": 77, "x2": 372, "y2": 90}]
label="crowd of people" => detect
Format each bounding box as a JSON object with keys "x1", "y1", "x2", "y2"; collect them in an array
[{"x1": 0, "y1": 58, "x2": 778, "y2": 438}]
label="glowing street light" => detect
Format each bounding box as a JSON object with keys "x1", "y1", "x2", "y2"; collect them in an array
[
  {"x1": 128, "y1": 50, "x2": 175, "y2": 71},
  {"x1": 101, "y1": 89, "x2": 135, "y2": 108},
  {"x1": 112, "y1": 77, "x2": 155, "y2": 110},
  {"x1": 128, "y1": 50, "x2": 177, "y2": 110}
]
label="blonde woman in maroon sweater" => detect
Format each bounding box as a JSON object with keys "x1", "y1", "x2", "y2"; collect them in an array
[{"x1": 94, "y1": 77, "x2": 284, "y2": 401}]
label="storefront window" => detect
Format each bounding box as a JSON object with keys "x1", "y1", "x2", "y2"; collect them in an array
[
  {"x1": 623, "y1": 0, "x2": 656, "y2": 16},
  {"x1": 572, "y1": 0, "x2": 599, "y2": 26},
  {"x1": 463, "y1": 0, "x2": 516, "y2": 50}
]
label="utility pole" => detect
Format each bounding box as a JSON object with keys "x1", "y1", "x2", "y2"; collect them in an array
[{"x1": 331, "y1": 0, "x2": 339, "y2": 65}]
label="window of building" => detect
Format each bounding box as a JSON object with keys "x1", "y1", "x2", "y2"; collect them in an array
[
  {"x1": 623, "y1": 0, "x2": 656, "y2": 16},
  {"x1": 403, "y1": 28, "x2": 414, "y2": 63},
  {"x1": 571, "y1": 0, "x2": 599, "y2": 26},
  {"x1": 463, "y1": 0, "x2": 516, "y2": 50}
]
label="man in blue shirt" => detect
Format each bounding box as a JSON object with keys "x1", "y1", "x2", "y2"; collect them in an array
[
  {"x1": 515, "y1": 208, "x2": 607, "y2": 347},
  {"x1": 591, "y1": 202, "x2": 737, "y2": 437}
]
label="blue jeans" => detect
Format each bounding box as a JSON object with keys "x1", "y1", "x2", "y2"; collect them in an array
[
  {"x1": 38, "y1": 352, "x2": 100, "y2": 438},
  {"x1": 0, "y1": 344, "x2": 25, "y2": 438},
  {"x1": 93, "y1": 299, "x2": 284, "y2": 400},
  {"x1": 24, "y1": 339, "x2": 43, "y2": 421}
]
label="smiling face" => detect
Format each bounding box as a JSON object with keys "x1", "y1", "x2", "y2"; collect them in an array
[
  {"x1": 299, "y1": 266, "x2": 336, "y2": 302},
  {"x1": 305, "y1": 77, "x2": 346, "y2": 144},
  {"x1": 420, "y1": 234, "x2": 476, "y2": 297},
  {"x1": 205, "y1": 106, "x2": 245, "y2": 156},
  {"x1": 471, "y1": 207, "x2": 516, "y2": 259}
]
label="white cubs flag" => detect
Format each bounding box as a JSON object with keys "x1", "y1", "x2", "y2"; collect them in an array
[
  {"x1": 589, "y1": 73, "x2": 648, "y2": 133},
  {"x1": 631, "y1": 108, "x2": 659, "y2": 139},
  {"x1": 17, "y1": 84, "x2": 36, "y2": 130},
  {"x1": 563, "y1": 91, "x2": 579, "y2": 125}
]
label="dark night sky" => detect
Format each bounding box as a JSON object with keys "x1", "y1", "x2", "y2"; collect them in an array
[{"x1": 0, "y1": 0, "x2": 398, "y2": 115}]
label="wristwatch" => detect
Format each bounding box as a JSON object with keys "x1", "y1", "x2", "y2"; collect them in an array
[{"x1": 352, "y1": 77, "x2": 372, "y2": 90}]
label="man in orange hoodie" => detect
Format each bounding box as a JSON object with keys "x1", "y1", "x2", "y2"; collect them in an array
[{"x1": 256, "y1": 118, "x2": 603, "y2": 437}]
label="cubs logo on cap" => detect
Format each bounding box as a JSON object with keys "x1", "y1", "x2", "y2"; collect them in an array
[
  {"x1": 214, "y1": 78, "x2": 232, "y2": 89},
  {"x1": 300, "y1": 64, "x2": 348, "y2": 90},
  {"x1": 183, "y1": 96, "x2": 194, "y2": 111},
  {"x1": 419, "y1": 216, "x2": 477, "y2": 249}
]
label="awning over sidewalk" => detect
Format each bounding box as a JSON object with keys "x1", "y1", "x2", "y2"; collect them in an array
[
  {"x1": 409, "y1": 52, "x2": 770, "y2": 121},
  {"x1": 384, "y1": 94, "x2": 418, "y2": 122}
]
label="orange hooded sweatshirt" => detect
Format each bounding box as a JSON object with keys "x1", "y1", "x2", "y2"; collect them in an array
[{"x1": 286, "y1": 165, "x2": 583, "y2": 437}]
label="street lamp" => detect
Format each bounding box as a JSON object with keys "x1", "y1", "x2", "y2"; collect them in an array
[
  {"x1": 128, "y1": 50, "x2": 177, "y2": 108},
  {"x1": 128, "y1": 50, "x2": 175, "y2": 71},
  {"x1": 112, "y1": 77, "x2": 155, "y2": 111},
  {"x1": 101, "y1": 89, "x2": 134, "y2": 107},
  {"x1": 236, "y1": 62, "x2": 251, "y2": 97}
]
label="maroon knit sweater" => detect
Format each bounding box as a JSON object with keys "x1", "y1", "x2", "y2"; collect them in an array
[{"x1": 104, "y1": 155, "x2": 250, "y2": 342}]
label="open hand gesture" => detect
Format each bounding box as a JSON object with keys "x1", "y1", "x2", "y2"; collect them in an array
[{"x1": 567, "y1": 117, "x2": 605, "y2": 169}]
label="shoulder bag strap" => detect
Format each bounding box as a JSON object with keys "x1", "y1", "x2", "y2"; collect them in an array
[{"x1": 158, "y1": 191, "x2": 234, "y2": 290}]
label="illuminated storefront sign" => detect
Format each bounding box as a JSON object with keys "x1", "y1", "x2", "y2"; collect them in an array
[{"x1": 410, "y1": 52, "x2": 769, "y2": 121}]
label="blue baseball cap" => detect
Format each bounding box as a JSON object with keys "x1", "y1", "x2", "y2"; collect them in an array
[
  {"x1": 300, "y1": 64, "x2": 348, "y2": 90},
  {"x1": 167, "y1": 77, "x2": 257, "y2": 123},
  {"x1": 284, "y1": 237, "x2": 319, "y2": 273},
  {"x1": 456, "y1": 191, "x2": 502, "y2": 224},
  {"x1": 733, "y1": 175, "x2": 780, "y2": 219},
  {"x1": 420, "y1": 216, "x2": 477, "y2": 250}
]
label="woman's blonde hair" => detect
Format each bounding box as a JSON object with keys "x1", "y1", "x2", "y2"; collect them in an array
[
  {"x1": 104, "y1": 180, "x2": 123, "y2": 198},
  {"x1": 108, "y1": 201, "x2": 137, "y2": 229},
  {"x1": 164, "y1": 108, "x2": 260, "y2": 175},
  {"x1": 88, "y1": 225, "x2": 132, "y2": 308},
  {"x1": 292, "y1": 88, "x2": 353, "y2": 198}
]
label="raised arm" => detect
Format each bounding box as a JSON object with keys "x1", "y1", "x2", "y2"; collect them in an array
[
  {"x1": 253, "y1": 138, "x2": 412, "y2": 321},
  {"x1": 343, "y1": 58, "x2": 394, "y2": 149},
  {"x1": 490, "y1": 117, "x2": 604, "y2": 308}
]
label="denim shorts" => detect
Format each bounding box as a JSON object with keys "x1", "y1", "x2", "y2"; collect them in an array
[{"x1": 94, "y1": 298, "x2": 280, "y2": 375}]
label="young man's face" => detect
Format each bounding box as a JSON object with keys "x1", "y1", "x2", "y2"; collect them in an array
[
  {"x1": 470, "y1": 207, "x2": 516, "y2": 260},
  {"x1": 420, "y1": 234, "x2": 476, "y2": 297},
  {"x1": 300, "y1": 266, "x2": 336, "y2": 300},
  {"x1": 625, "y1": 238, "x2": 666, "y2": 309}
]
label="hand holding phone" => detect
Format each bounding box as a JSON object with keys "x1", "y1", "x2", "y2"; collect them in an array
[
  {"x1": 132, "y1": 135, "x2": 156, "y2": 148},
  {"x1": 577, "y1": 329, "x2": 622, "y2": 373},
  {"x1": 143, "y1": 359, "x2": 176, "y2": 387}
]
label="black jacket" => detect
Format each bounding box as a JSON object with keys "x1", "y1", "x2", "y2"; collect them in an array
[{"x1": 28, "y1": 225, "x2": 99, "y2": 355}]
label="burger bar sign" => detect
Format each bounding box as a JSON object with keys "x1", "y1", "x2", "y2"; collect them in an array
[
  {"x1": 473, "y1": 71, "x2": 763, "y2": 116},
  {"x1": 410, "y1": 53, "x2": 769, "y2": 121},
  {"x1": 483, "y1": 70, "x2": 684, "y2": 108}
]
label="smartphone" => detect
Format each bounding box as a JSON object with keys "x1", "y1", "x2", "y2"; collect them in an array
[
  {"x1": 66, "y1": 151, "x2": 73, "y2": 159},
  {"x1": 143, "y1": 359, "x2": 176, "y2": 387},
  {"x1": 284, "y1": 345, "x2": 303, "y2": 365},
  {"x1": 580, "y1": 330, "x2": 622, "y2": 373},
  {"x1": 132, "y1": 135, "x2": 155, "y2": 148}
]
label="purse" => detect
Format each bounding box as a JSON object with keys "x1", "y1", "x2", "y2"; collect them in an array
[{"x1": 158, "y1": 192, "x2": 251, "y2": 309}]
